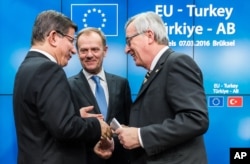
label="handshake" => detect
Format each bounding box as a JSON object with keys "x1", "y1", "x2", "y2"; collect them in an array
[
  {"x1": 100, "y1": 117, "x2": 122, "y2": 139},
  {"x1": 80, "y1": 106, "x2": 121, "y2": 138},
  {"x1": 94, "y1": 118, "x2": 122, "y2": 159},
  {"x1": 79, "y1": 106, "x2": 122, "y2": 159}
]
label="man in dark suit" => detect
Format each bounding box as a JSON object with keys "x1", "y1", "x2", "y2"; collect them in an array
[
  {"x1": 68, "y1": 27, "x2": 132, "y2": 164},
  {"x1": 13, "y1": 10, "x2": 112, "y2": 164},
  {"x1": 116, "y1": 12, "x2": 209, "y2": 164}
]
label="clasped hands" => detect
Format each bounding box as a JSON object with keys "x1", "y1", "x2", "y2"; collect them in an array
[
  {"x1": 80, "y1": 106, "x2": 114, "y2": 159},
  {"x1": 80, "y1": 105, "x2": 112, "y2": 139},
  {"x1": 80, "y1": 106, "x2": 141, "y2": 159}
]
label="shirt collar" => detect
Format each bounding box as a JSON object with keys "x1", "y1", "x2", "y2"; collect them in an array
[
  {"x1": 82, "y1": 68, "x2": 106, "y2": 82},
  {"x1": 29, "y1": 48, "x2": 57, "y2": 63},
  {"x1": 150, "y1": 46, "x2": 169, "y2": 71}
]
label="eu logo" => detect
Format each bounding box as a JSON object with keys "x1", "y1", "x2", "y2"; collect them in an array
[
  {"x1": 208, "y1": 96, "x2": 224, "y2": 107},
  {"x1": 71, "y1": 4, "x2": 118, "y2": 36}
]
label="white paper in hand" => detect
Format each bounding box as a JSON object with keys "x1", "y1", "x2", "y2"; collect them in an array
[{"x1": 110, "y1": 118, "x2": 122, "y2": 130}]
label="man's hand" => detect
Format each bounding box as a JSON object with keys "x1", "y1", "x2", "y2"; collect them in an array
[
  {"x1": 98, "y1": 119, "x2": 112, "y2": 140},
  {"x1": 94, "y1": 138, "x2": 114, "y2": 159},
  {"x1": 79, "y1": 106, "x2": 104, "y2": 120},
  {"x1": 116, "y1": 127, "x2": 141, "y2": 149}
]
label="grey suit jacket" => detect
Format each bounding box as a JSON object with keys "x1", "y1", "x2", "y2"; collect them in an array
[
  {"x1": 13, "y1": 51, "x2": 101, "y2": 164},
  {"x1": 68, "y1": 71, "x2": 132, "y2": 164},
  {"x1": 129, "y1": 48, "x2": 209, "y2": 164}
]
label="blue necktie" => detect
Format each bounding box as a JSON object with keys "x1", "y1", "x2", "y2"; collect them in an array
[{"x1": 91, "y1": 75, "x2": 107, "y2": 119}]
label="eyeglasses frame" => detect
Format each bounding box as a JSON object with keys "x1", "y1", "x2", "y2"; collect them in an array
[
  {"x1": 55, "y1": 30, "x2": 76, "y2": 44},
  {"x1": 125, "y1": 31, "x2": 146, "y2": 46}
]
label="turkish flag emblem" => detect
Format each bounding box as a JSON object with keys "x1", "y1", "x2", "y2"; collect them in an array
[{"x1": 227, "y1": 96, "x2": 243, "y2": 107}]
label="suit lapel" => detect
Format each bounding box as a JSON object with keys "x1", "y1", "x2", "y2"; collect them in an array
[
  {"x1": 105, "y1": 73, "x2": 116, "y2": 121},
  {"x1": 74, "y1": 71, "x2": 100, "y2": 112},
  {"x1": 135, "y1": 48, "x2": 174, "y2": 102}
]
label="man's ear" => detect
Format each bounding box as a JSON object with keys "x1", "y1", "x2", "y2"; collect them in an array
[
  {"x1": 145, "y1": 30, "x2": 154, "y2": 44},
  {"x1": 47, "y1": 30, "x2": 58, "y2": 47},
  {"x1": 103, "y1": 46, "x2": 108, "y2": 57}
]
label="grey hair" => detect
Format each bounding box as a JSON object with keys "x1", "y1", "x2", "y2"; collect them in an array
[{"x1": 125, "y1": 11, "x2": 169, "y2": 45}]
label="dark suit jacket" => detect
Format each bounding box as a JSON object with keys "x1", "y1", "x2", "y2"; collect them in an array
[
  {"x1": 13, "y1": 51, "x2": 101, "y2": 164},
  {"x1": 68, "y1": 71, "x2": 132, "y2": 164},
  {"x1": 129, "y1": 48, "x2": 209, "y2": 164}
]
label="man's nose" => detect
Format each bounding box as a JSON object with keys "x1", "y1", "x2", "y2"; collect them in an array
[{"x1": 125, "y1": 44, "x2": 131, "y2": 55}]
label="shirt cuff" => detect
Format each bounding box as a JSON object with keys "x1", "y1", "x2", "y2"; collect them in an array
[{"x1": 138, "y1": 128, "x2": 144, "y2": 148}]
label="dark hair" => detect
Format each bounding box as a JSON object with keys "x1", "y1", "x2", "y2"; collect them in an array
[{"x1": 31, "y1": 10, "x2": 77, "y2": 45}]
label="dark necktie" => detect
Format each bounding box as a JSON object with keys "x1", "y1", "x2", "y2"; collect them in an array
[
  {"x1": 91, "y1": 75, "x2": 107, "y2": 119},
  {"x1": 143, "y1": 71, "x2": 151, "y2": 84}
]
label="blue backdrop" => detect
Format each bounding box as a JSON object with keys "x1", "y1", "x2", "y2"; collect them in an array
[{"x1": 1, "y1": 0, "x2": 249, "y2": 164}]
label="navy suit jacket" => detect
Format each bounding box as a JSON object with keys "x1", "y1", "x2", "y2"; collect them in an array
[
  {"x1": 129, "y1": 48, "x2": 209, "y2": 164},
  {"x1": 68, "y1": 71, "x2": 132, "y2": 164},
  {"x1": 13, "y1": 51, "x2": 101, "y2": 164}
]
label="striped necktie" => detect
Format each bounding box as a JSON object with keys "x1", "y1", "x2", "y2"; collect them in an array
[
  {"x1": 143, "y1": 71, "x2": 151, "y2": 84},
  {"x1": 91, "y1": 75, "x2": 107, "y2": 119}
]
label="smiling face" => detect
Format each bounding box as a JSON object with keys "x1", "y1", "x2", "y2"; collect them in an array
[
  {"x1": 125, "y1": 22, "x2": 148, "y2": 68},
  {"x1": 77, "y1": 31, "x2": 107, "y2": 74}
]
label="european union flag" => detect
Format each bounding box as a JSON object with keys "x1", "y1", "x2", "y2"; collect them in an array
[
  {"x1": 208, "y1": 96, "x2": 224, "y2": 107},
  {"x1": 71, "y1": 4, "x2": 118, "y2": 36}
]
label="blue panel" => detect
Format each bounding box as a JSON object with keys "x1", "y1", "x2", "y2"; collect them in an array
[
  {"x1": 0, "y1": 95, "x2": 17, "y2": 164},
  {"x1": 205, "y1": 95, "x2": 250, "y2": 164},
  {"x1": 0, "y1": 0, "x2": 61, "y2": 94},
  {"x1": 194, "y1": 0, "x2": 250, "y2": 95}
]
